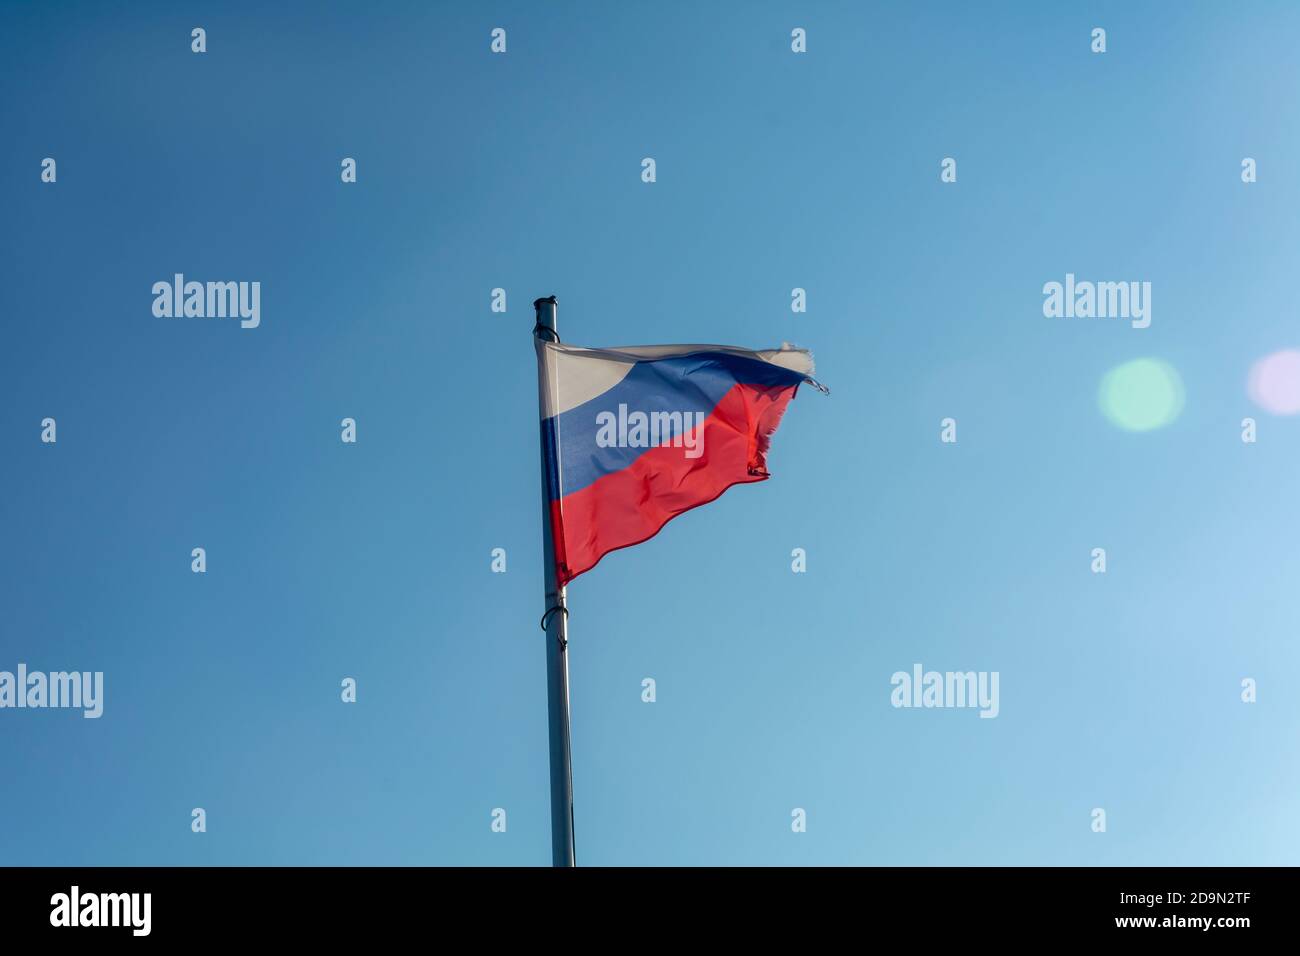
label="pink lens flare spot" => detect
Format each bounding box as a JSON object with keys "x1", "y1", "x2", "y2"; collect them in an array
[{"x1": 1248, "y1": 350, "x2": 1300, "y2": 415}]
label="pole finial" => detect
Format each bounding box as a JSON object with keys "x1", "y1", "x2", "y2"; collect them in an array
[{"x1": 533, "y1": 296, "x2": 560, "y2": 342}]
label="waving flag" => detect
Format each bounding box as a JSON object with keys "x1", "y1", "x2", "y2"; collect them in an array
[{"x1": 536, "y1": 340, "x2": 820, "y2": 585}]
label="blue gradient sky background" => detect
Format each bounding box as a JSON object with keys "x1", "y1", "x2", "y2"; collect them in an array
[{"x1": 2, "y1": 0, "x2": 1298, "y2": 865}]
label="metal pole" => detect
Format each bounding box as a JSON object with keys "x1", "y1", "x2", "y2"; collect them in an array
[{"x1": 534, "y1": 295, "x2": 575, "y2": 867}]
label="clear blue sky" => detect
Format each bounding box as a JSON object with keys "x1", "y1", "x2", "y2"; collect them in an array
[{"x1": 2, "y1": 0, "x2": 1298, "y2": 865}]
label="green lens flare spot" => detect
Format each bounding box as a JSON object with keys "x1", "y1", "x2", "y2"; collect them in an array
[{"x1": 1098, "y1": 359, "x2": 1184, "y2": 432}]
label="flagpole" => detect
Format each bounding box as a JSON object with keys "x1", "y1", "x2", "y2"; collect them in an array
[{"x1": 534, "y1": 295, "x2": 576, "y2": 867}]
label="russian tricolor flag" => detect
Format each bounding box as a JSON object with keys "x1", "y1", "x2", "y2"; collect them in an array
[{"x1": 537, "y1": 340, "x2": 820, "y2": 585}]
